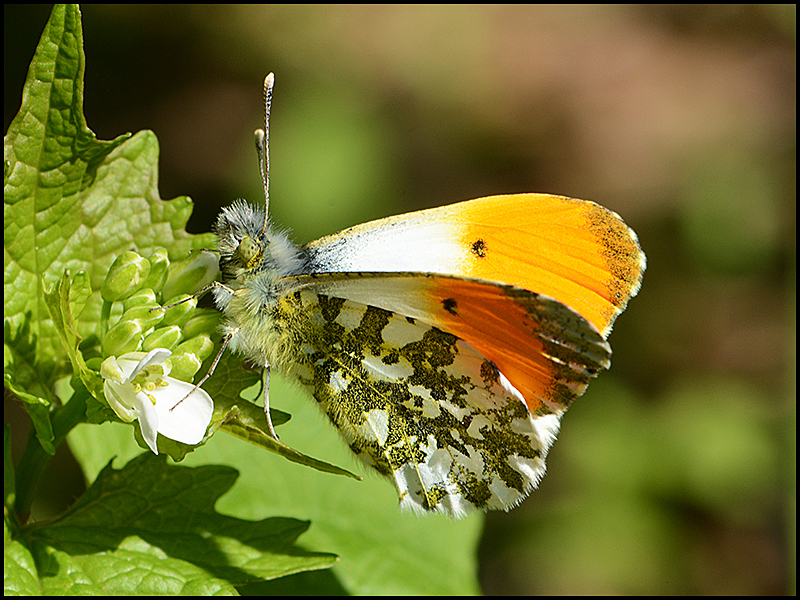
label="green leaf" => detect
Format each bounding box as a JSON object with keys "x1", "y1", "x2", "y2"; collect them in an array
[
  {"x1": 3, "y1": 426, "x2": 19, "y2": 534},
  {"x1": 3, "y1": 374, "x2": 55, "y2": 457},
  {"x1": 191, "y1": 375, "x2": 484, "y2": 596},
  {"x1": 67, "y1": 377, "x2": 484, "y2": 595},
  {"x1": 5, "y1": 5, "x2": 356, "y2": 483},
  {"x1": 201, "y1": 351, "x2": 360, "y2": 480},
  {"x1": 3, "y1": 0, "x2": 350, "y2": 483},
  {"x1": 220, "y1": 404, "x2": 362, "y2": 480},
  {"x1": 42, "y1": 270, "x2": 102, "y2": 400},
  {"x1": 12, "y1": 453, "x2": 336, "y2": 594},
  {"x1": 3, "y1": 535, "x2": 41, "y2": 596},
  {"x1": 4, "y1": 4, "x2": 215, "y2": 404}
]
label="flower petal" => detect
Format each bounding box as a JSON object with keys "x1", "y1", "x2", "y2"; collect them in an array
[
  {"x1": 151, "y1": 379, "x2": 214, "y2": 446},
  {"x1": 136, "y1": 395, "x2": 162, "y2": 455},
  {"x1": 103, "y1": 380, "x2": 138, "y2": 422},
  {"x1": 122, "y1": 348, "x2": 172, "y2": 383}
]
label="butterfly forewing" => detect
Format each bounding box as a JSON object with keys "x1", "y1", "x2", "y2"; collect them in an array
[{"x1": 303, "y1": 193, "x2": 645, "y2": 337}]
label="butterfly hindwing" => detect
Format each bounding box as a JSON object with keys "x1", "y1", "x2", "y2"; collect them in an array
[
  {"x1": 276, "y1": 286, "x2": 564, "y2": 515},
  {"x1": 273, "y1": 272, "x2": 611, "y2": 513}
]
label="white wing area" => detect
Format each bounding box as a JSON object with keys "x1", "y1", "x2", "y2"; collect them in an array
[{"x1": 303, "y1": 212, "x2": 468, "y2": 274}]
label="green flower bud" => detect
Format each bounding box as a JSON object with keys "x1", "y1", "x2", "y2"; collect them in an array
[
  {"x1": 159, "y1": 294, "x2": 198, "y2": 327},
  {"x1": 102, "y1": 319, "x2": 143, "y2": 356},
  {"x1": 168, "y1": 352, "x2": 203, "y2": 382},
  {"x1": 122, "y1": 304, "x2": 165, "y2": 332},
  {"x1": 161, "y1": 251, "x2": 219, "y2": 300},
  {"x1": 85, "y1": 356, "x2": 103, "y2": 372},
  {"x1": 175, "y1": 334, "x2": 215, "y2": 365},
  {"x1": 169, "y1": 334, "x2": 215, "y2": 382},
  {"x1": 101, "y1": 251, "x2": 151, "y2": 302},
  {"x1": 144, "y1": 248, "x2": 170, "y2": 293},
  {"x1": 180, "y1": 310, "x2": 220, "y2": 340},
  {"x1": 122, "y1": 288, "x2": 158, "y2": 311},
  {"x1": 142, "y1": 325, "x2": 183, "y2": 352}
]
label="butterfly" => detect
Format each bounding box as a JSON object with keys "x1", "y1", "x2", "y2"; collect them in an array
[{"x1": 206, "y1": 73, "x2": 645, "y2": 517}]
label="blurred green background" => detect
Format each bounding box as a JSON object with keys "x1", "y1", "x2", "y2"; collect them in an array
[{"x1": 5, "y1": 5, "x2": 795, "y2": 595}]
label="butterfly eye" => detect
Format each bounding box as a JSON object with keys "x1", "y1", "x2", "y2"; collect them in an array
[{"x1": 235, "y1": 235, "x2": 263, "y2": 270}]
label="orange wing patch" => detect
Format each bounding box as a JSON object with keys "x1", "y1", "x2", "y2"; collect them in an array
[
  {"x1": 443, "y1": 194, "x2": 645, "y2": 337},
  {"x1": 416, "y1": 275, "x2": 611, "y2": 414}
]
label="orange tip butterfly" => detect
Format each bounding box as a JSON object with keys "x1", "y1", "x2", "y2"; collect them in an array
[{"x1": 208, "y1": 73, "x2": 645, "y2": 517}]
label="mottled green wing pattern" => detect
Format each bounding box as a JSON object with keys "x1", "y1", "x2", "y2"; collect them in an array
[{"x1": 276, "y1": 290, "x2": 563, "y2": 516}]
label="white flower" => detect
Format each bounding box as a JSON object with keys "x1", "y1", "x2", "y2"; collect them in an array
[{"x1": 101, "y1": 349, "x2": 214, "y2": 454}]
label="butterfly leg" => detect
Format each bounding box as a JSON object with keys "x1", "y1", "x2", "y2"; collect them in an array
[
  {"x1": 156, "y1": 280, "x2": 234, "y2": 311},
  {"x1": 169, "y1": 330, "x2": 234, "y2": 412},
  {"x1": 262, "y1": 364, "x2": 279, "y2": 440}
]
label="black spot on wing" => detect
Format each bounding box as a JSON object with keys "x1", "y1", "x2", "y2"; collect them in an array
[{"x1": 471, "y1": 238, "x2": 487, "y2": 258}]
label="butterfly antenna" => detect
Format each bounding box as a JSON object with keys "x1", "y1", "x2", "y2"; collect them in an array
[{"x1": 255, "y1": 72, "x2": 274, "y2": 235}]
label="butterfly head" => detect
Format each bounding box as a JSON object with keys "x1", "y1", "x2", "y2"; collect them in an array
[{"x1": 213, "y1": 199, "x2": 304, "y2": 284}]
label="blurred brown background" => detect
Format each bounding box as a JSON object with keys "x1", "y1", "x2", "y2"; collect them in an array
[{"x1": 5, "y1": 5, "x2": 795, "y2": 595}]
